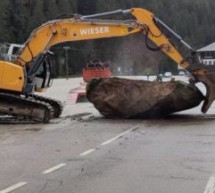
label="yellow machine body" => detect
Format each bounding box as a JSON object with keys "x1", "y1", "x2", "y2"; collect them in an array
[{"x1": 0, "y1": 61, "x2": 24, "y2": 92}]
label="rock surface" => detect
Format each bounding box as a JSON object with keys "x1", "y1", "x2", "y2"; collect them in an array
[{"x1": 87, "y1": 78, "x2": 204, "y2": 118}]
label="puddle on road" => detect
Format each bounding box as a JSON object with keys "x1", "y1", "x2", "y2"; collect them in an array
[
  {"x1": 24, "y1": 127, "x2": 42, "y2": 132},
  {"x1": 64, "y1": 112, "x2": 93, "y2": 121},
  {"x1": 141, "y1": 114, "x2": 215, "y2": 128}
]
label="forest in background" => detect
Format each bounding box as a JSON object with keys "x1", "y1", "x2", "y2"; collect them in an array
[{"x1": 0, "y1": 0, "x2": 214, "y2": 76}]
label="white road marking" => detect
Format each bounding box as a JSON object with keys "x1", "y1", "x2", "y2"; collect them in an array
[
  {"x1": 0, "y1": 182, "x2": 27, "y2": 193},
  {"x1": 42, "y1": 163, "x2": 66, "y2": 174},
  {"x1": 204, "y1": 176, "x2": 215, "y2": 193},
  {"x1": 101, "y1": 125, "x2": 139, "y2": 146},
  {"x1": 79, "y1": 148, "x2": 96, "y2": 156},
  {"x1": 0, "y1": 124, "x2": 140, "y2": 193}
]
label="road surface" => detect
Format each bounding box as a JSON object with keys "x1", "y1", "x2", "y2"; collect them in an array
[{"x1": 0, "y1": 77, "x2": 215, "y2": 193}]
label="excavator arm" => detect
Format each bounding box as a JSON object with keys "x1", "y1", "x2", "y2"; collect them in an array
[
  {"x1": 15, "y1": 8, "x2": 215, "y2": 113},
  {"x1": 18, "y1": 8, "x2": 191, "y2": 67},
  {"x1": 130, "y1": 8, "x2": 215, "y2": 113}
]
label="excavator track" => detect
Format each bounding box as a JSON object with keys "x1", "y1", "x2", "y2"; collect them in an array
[
  {"x1": 0, "y1": 116, "x2": 38, "y2": 124},
  {"x1": 0, "y1": 93, "x2": 54, "y2": 123},
  {"x1": 29, "y1": 94, "x2": 63, "y2": 118}
]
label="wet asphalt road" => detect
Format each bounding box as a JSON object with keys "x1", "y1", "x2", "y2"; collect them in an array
[{"x1": 0, "y1": 78, "x2": 215, "y2": 193}]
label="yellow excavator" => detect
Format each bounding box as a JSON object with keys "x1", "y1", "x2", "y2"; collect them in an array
[{"x1": 0, "y1": 8, "x2": 214, "y2": 123}]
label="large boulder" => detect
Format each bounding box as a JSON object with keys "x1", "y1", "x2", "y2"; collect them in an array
[{"x1": 86, "y1": 77, "x2": 204, "y2": 118}]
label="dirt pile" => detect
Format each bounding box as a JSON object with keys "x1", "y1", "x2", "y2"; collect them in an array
[{"x1": 86, "y1": 78, "x2": 204, "y2": 118}]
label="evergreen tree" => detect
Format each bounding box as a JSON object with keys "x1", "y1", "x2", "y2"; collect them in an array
[
  {"x1": 77, "y1": 0, "x2": 96, "y2": 15},
  {"x1": 57, "y1": 0, "x2": 74, "y2": 14},
  {"x1": 27, "y1": 0, "x2": 46, "y2": 34},
  {"x1": 45, "y1": 0, "x2": 60, "y2": 20},
  {"x1": 0, "y1": 0, "x2": 8, "y2": 42},
  {"x1": 3, "y1": 0, "x2": 29, "y2": 43},
  {"x1": 0, "y1": 0, "x2": 214, "y2": 76}
]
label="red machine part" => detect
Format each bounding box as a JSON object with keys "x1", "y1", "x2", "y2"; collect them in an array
[{"x1": 83, "y1": 67, "x2": 112, "y2": 82}]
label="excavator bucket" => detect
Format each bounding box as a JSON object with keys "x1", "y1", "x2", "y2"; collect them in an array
[{"x1": 197, "y1": 72, "x2": 215, "y2": 113}]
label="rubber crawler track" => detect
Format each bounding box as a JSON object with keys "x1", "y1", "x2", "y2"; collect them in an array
[
  {"x1": 0, "y1": 93, "x2": 55, "y2": 123},
  {"x1": 29, "y1": 94, "x2": 63, "y2": 118}
]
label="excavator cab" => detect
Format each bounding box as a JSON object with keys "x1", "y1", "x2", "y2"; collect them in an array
[
  {"x1": 25, "y1": 52, "x2": 54, "y2": 93},
  {"x1": 31, "y1": 53, "x2": 53, "y2": 92}
]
